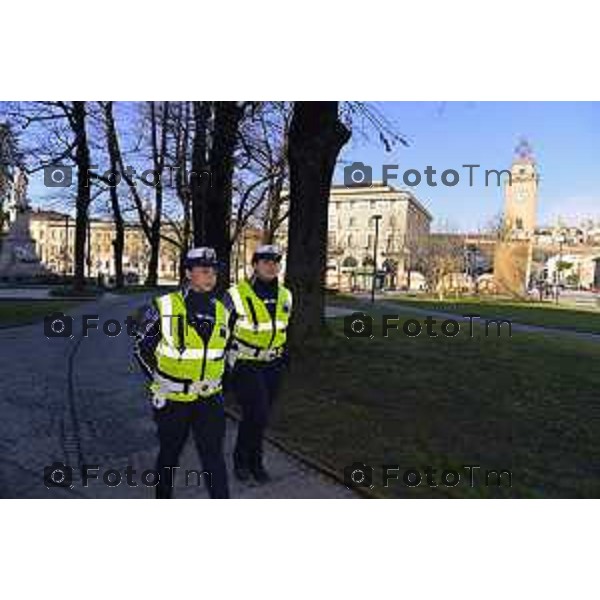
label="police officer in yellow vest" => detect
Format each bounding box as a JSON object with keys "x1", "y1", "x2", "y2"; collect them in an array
[
  {"x1": 223, "y1": 244, "x2": 292, "y2": 483},
  {"x1": 134, "y1": 247, "x2": 230, "y2": 499}
]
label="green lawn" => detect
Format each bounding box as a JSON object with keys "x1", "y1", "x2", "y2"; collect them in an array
[
  {"x1": 269, "y1": 314, "x2": 600, "y2": 498},
  {"x1": 335, "y1": 294, "x2": 600, "y2": 334},
  {"x1": 0, "y1": 300, "x2": 82, "y2": 327}
]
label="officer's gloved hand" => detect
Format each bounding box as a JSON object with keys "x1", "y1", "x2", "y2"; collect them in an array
[
  {"x1": 146, "y1": 383, "x2": 168, "y2": 411},
  {"x1": 150, "y1": 394, "x2": 168, "y2": 410}
]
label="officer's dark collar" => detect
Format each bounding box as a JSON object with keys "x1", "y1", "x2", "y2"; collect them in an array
[
  {"x1": 183, "y1": 284, "x2": 215, "y2": 301},
  {"x1": 250, "y1": 274, "x2": 278, "y2": 288}
]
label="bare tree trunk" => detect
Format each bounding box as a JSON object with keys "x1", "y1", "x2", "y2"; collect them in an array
[
  {"x1": 173, "y1": 101, "x2": 193, "y2": 282},
  {"x1": 285, "y1": 102, "x2": 350, "y2": 344},
  {"x1": 146, "y1": 101, "x2": 169, "y2": 286},
  {"x1": 191, "y1": 101, "x2": 210, "y2": 247},
  {"x1": 263, "y1": 171, "x2": 286, "y2": 243},
  {"x1": 72, "y1": 101, "x2": 91, "y2": 292},
  {"x1": 103, "y1": 101, "x2": 125, "y2": 288},
  {"x1": 205, "y1": 101, "x2": 242, "y2": 291},
  {"x1": 0, "y1": 124, "x2": 16, "y2": 237}
]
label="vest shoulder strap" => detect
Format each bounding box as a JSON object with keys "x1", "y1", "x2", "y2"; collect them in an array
[
  {"x1": 214, "y1": 298, "x2": 228, "y2": 323},
  {"x1": 279, "y1": 285, "x2": 293, "y2": 309},
  {"x1": 227, "y1": 284, "x2": 247, "y2": 316},
  {"x1": 157, "y1": 291, "x2": 185, "y2": 310}
]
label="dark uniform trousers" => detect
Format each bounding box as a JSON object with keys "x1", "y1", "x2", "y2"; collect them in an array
[
  {"x1": 232, "y1": 358, "x2": 285, "y2": 471},
  {"x1": 154, "y1": 394, "x2": 229, "y2": 499}
]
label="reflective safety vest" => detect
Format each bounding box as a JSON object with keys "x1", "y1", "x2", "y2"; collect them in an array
[
  {"x1": 149, "y1": 291, "x2": 229, "y2": 402},
  {"x1": 227, "y1": 279, "x2": 292, "y2": 362}
]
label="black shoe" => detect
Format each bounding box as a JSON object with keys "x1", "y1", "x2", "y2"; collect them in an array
[
  {"x1": 234, "y1": 465, "x2": 252, "y2": 482},
  {"x1": 250, "y1": 465, "x2": 271, "y2": 484}
]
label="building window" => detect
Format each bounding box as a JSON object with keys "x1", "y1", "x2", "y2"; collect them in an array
[
  {"x1": 342, "y1": 256, "x2": 358, "y2": 268},
  {"x1": 349, "y1": 217, "x2": 356, "y2": 227},
  {"x1": 347, "y1": 234, "x2": 353, "y2": 248},
  {"x1": 516, "y1": 217, "x2": 523, "y2": 230}
]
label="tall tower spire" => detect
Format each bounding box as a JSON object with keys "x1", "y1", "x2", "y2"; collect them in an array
[
  {"x1": 514, "y1": 137, "x2": 535, "y2": 164},
  {"x1": 503, "y1": 139, "x2": 539, "y2": 239}
]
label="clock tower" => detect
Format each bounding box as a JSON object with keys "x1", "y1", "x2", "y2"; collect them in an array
[{"x1": 503, "y1": 139, "x2": 538, "y2": 239}]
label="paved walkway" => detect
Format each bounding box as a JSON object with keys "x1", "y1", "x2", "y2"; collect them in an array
[
  {"x1": 0, "y1": 287, "x2": 53, "y2": 299},
  {"x1": 0, "y1": 294, "x2": 354, "y2": 499}
]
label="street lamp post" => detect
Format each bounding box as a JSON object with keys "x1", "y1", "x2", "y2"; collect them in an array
[
  {"x1": 63, "y1": 214, "x2": 70, "y2": 277},
  {"x1": 371, "y1": 214, "x2": 382, "y2": 303},
  {"x1": 556, "y1": 235, "x2": 565, "y2": 305},
  {"x1": 86, "y1": 219, "x2": 92, "y2": 279},
  {"x1": 242, "y1": 229, "x2": 247, "y2": 282}
]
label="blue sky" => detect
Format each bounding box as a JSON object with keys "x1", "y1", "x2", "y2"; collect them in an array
[{"x1": 334, "y1": 101, "x2": 600, "y2": 231}]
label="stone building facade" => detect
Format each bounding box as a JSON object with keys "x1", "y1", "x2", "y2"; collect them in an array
[
  {"x1": 27, "y1": 209, "x2": 181, "y2": 284},
  {"x1": 17, "y1": 208, "x2": 266, "y2": 285},
  {"x1": 276, "y1": 183, "x2": 432, "y2": 290}
]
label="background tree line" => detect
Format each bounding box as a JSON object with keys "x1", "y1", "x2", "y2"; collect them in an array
[{"x1": 0, "y1": 101, "x2": 405, "y2": 344}]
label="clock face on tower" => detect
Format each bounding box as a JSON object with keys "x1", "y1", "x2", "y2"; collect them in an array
[{"x1": 515, "y1": 187, "x2": 527, "y2": 203}]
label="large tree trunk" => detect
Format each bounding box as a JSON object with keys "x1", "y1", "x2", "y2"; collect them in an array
[
  {"x1": 285, "y1": 102, "x2": 350, "y2": 344},
  {"x1": 103, "y1": 101, "x2": 125, "y2": 288},
  {"x1": 190, "y1": 102, "x2": 242, "y2": 290},
  {"x1": 72, "y1": 101, "x2": 91, "y2": 292},
  {"x1": 191, "y1": 101, "x2": 210, "y2": 247},
  {"x1": 205, "y1": 101, "x2": 242, "y2": 291},
  {"x1": 0, "y1": 124, "x2": 15, "y2": 237},
  {"x1": 180, "y1": 200, "x2": 191, "y2": 282}
]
